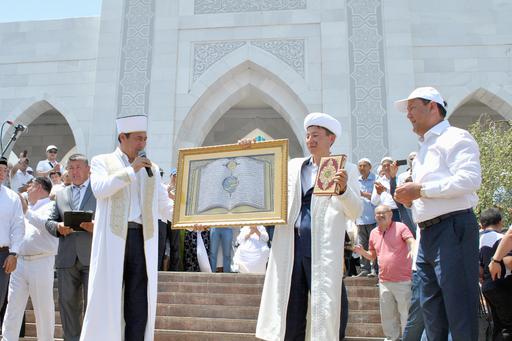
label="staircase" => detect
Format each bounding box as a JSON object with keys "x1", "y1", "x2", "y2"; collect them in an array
[{"x1": 21, "y1": 272, "x2": 384, "y2": 340}]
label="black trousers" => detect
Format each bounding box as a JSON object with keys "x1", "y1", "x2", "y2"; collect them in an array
[
  {"x1": 285, "y1": 232, "x2": 348, "y2": 340},
  {"x1": 157, "y1": 220, "x2": 168, "y2": 271},
  {"x1": 483, "y1": 283, "x2": 512, "y2": 341},
  {"x1": 124, "y1": 228, "x2": 148, "y2": 341}
]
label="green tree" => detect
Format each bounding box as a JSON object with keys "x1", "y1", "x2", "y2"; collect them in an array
[{"x1": 469, "y1": 115, "x2": 512, "y2": 227}]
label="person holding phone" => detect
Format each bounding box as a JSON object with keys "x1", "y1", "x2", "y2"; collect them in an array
[
  {"x1": 36, "y1": 145, "x2": 60, "y2": 178},
  {"x1": 9, "y1": 151, "x2": 33, "y2": 194},
  {"x1": 2, "y1": 177, "x2": 56, "y2": 341}
]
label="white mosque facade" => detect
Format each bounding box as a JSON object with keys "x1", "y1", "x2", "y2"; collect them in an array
[{"x1": 1, "y1": 0, "x2": 511, "y2": 169}]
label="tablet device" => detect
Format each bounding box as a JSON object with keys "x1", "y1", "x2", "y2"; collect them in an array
[{"x1": 63, "y1": 211, "x2": 93, "y2": 232}]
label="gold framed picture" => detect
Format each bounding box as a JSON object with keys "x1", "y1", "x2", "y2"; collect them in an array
[
  {"x1": 172, "y1": 139, "x2": 288, "y2": 229},
  {"x1": 313, "y1": 154, "x2": 347, "y2": 195}
]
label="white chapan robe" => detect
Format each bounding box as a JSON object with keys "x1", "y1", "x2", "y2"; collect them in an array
[
  {"x1": 256, "y1": 157, "x2": 363, "y2": 341},
  {"x1": 80, "y1": 148, "x2": 173, "y2": 341}
]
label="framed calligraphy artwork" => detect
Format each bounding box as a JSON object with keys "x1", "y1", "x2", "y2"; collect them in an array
[{"x1": 172, "y1": 139, "x2": 288, "y2": 229}]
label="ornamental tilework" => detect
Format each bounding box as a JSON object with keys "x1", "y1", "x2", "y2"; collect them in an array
[
  {"x1": 193, "y1": 41, "x2": 247, "y2": 82},
  {"x1": 347, "y1": 0, "x2": 389, "y2": 163},
  {"x1": 117, "y1": 0, "x2": 155, "y2": 118},
  {"x1": 250, "y1": 39, "x2": 305, "y2": 77},
  {"x1": 194, "y1": 0, "x2": 306, "y2": 14},
  {"x1": 192, "y1": 39, "x2": 305, "y2": 83}
]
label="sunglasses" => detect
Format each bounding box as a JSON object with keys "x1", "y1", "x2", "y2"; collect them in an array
[{"x1": 48, "y1": 150, "x2": 58, "y2": 153}]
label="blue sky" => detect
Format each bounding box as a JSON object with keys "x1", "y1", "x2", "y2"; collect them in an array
[{"x1": 0, "y1": 0, "x2": 102, "y2": 23}]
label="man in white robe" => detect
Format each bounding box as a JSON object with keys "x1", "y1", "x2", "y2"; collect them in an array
[
  {"x1": 255, "y1": 112, "x2": 363, "y2": 341},
  {"x1": 79, "y1": 115, "x2": 174, "y2": 341},
  {"x1": 256, "y1": 113, "x2": 362, "y2": 341}
]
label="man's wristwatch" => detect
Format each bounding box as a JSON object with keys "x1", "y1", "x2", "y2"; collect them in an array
[
  {"x1": 491, "y1": 257, "x2": 503, "y2": 264},
  {"x1": 8, "y1": 252, "x2": 17, "y2": 258}
]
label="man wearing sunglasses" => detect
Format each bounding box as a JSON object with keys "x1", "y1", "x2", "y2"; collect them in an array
[{"x1": 36, "y1": 145, "x2": 61, "y2": 178}]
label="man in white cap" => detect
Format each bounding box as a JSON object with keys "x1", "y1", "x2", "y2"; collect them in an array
[
  {"x1": 255, "y1": 112, "x2": 363, "y2": 340},
  {"x1": 79, "y1": 115, "x2": 174, "y2": 341},
  {"x1": 355, "y1": 157, "x2": 378, "y2": 277},
  {"x1": 393, "y1": 87, "x2": 481, "y2": 341},
  {"x1": 35, "y1": 145, "x2": 60, "y2": 177}
]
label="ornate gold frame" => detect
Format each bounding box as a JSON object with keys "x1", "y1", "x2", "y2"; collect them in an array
[{"x1": 172, "y1": 139, "x2": 288, "y2": 229}]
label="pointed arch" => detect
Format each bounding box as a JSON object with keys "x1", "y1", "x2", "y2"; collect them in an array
[
  {"x1": 175, "y1": 61, "x2": 310, "y2": 153},
  {"x1": 449, "y1": 87, "x2": 512, "y2": 121},
  {"x1": 3, "y1": 97, "x2": 86, "y2": 154}
]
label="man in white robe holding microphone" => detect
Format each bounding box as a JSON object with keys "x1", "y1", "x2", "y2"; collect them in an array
[
  {"x1": 80, "y1": 115, "x2": 174, "y2": 341},
  {"x1": 254, "y1": 112, "x2": 363, "y2": 341}
]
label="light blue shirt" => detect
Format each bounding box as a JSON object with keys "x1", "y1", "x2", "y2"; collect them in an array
[{"x1": 356, "y1": 172, "x2": 376, "y2": 225}]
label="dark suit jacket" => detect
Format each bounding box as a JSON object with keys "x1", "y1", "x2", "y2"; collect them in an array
[{"x1": 46, "y1": 182, "x2": 96, "y2": 268}]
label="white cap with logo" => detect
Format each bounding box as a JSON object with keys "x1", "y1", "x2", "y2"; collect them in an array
[{"x1": 394, "y1": 87, "x2": 446, "y2": 113}]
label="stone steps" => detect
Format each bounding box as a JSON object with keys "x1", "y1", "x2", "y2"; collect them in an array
[
  {"x1": 21, "y1": 272, "x2": 385, "y2": 339},
  {"x1": 20, "y1": 335, "x2": 383, "y2": 341}
]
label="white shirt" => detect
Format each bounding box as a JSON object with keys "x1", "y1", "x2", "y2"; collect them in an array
[
  {"x1": 19, "y1": 197, "x2": 58, "y2": 256},
  {"x1": 0, "y1": 185, "x2": 25, "y2": 253},
  {"x1": 50, "y1": 183, "x2": 66, "y2": 197},
  {"x1": 116, "y1": 148, "x2": 142, "y2": 224},
  {"x1": 370, "y1": 175, "x2": 398, "y2": 209},
  {"x1": 70, "y1": 179, "x2": 90, "y2": 209},
  {"x1": 10, "y1": 169, "x2": 33, "y2": 193},
  {"x1": 411, "y1": 120, "x2": 481, "y2": 223},
  {"x1": 36, "y1": 159, "x2": 58, "y2": 174}
]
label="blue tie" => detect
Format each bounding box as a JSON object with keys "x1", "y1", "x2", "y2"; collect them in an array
[{"x1": 72, "y1": 185, "x2": 82, "y2": 210}]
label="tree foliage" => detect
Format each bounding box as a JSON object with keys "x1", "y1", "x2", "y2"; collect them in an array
[{"x1": 469, "y1": 115, "x2": 512, "y2": 227}]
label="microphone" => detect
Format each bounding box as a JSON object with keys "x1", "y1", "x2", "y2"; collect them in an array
[
  {"x1": 5, "y1": 121, "x2": 27, "y2": 132},
  {"x1": 138, "y1": 150, "x2": 153, "y2": 177}
]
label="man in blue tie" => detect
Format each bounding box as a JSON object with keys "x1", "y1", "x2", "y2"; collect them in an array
[
  {"x1": 255, "y1": 112, "x2": 363, "y2": 340},
  {"x1": 46, "y1": 154, "x2": 96, "y2": 341}
]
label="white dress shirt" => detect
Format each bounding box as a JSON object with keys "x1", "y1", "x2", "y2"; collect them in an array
[
  {"x1": 10, "y1": 169, "x2": 33, "y2": 193},
  {"x1": 36, "y1": 159, "x2": 58, "y2": 174},
  {"x1": 370, "y1": 176, "x2": 398, "y2": 209},
  {"x1": 116, "y1": 148, "x2": 143, "y2": 224},
  {"x1": 19, "y1": 197, "x2": 58, "y2": 256},
  {"x1": 411, "y1": 120, "x2": 481, "y2": 223},
  {"x1": 0, "y1": 185, "x2": 25, "y2": 253}
]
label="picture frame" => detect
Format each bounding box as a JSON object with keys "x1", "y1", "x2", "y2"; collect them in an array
[
  {"x1": 313, "y1": 154, "x2": 347, "y2": 195},
  {"x1": 172, "y1": 139, "x2": 288, "y2": 229}
]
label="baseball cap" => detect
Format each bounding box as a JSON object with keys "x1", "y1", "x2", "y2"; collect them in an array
[
  {"x1": 46, "y1": 145, "x2": 58, "y2": 152},
  {"x1": 394, "y1": 87, "x2": 446, "y2": 113}
]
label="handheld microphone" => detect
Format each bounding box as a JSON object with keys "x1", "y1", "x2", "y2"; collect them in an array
[{"x1": 138, "y1": 150, "x2": 153, "y2": 177}]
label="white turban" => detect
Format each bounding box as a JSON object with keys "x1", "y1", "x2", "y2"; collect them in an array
[
  {"x1": 116, "y1": 115, "x2": 148, "y2": 135},
  {"x1": 304, "y1": 112, "x2": 341, "y2": 137},
  {"x1": 380, "y1": 156, "x2": 393, "y2": 165},
  {"x1": 358, "y1": 158, "x2": 372, "y2": 166}
]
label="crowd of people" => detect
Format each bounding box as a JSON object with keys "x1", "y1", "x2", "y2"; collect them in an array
[{"x1": 0, "y1": 86, "x2": 510, "y2": 341}]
